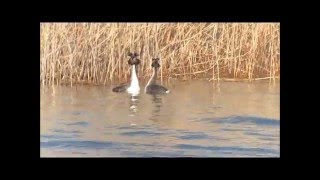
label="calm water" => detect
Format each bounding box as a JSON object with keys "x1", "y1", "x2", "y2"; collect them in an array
[{"x1": 40, "y1": 80, "x2": 280, "y2": 157}]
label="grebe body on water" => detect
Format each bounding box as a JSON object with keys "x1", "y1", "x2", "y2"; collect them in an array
[
  {"x1": 112, "y1": 52, "x2": 140, "y2": 95},
  {"x1": 145, "y1": 58, "x2": 170, "y2": 94}
]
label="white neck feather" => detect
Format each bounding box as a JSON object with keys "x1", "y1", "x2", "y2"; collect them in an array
[{"x1": 127, "y1": 65, "x2": 140, "y2": 95}]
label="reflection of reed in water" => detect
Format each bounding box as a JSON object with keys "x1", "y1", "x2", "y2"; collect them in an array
[
  {"x1": 128, "y1": 95, "x2": 140, "y2": 117},
  {"x1": 149, "y1": 95, "x2": 163, "y2": 120}
]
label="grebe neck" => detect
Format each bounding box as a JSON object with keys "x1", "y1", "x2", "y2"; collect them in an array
[
  {"x1": 130, "y1": 65, "x2": 139, "y2": 86},
  {"x1": 146, "y1": 67, "x2": 157, "y2": 87},
  {"x1": 127, "y1": 65, "x2": 140, "y2": 95}
]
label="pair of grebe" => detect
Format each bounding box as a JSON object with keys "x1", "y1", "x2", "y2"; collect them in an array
[{"x1": 112, "y1": 52, "x2": 170, "y2": 95}]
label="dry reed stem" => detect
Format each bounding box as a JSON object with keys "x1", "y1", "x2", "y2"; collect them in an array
[{"x1": 40, "y1": 23, "x2": 280, "y2": 86}]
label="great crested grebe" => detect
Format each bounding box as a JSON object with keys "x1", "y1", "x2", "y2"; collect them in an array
[
  {"x1": 112, "y1": 52, "x2": 140, "y2": 94},
  {"x1": 145, "y1": 58, "x2": 170, "y2": 94}
]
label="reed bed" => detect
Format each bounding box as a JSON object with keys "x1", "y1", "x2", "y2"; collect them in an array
[{"x1": 40, "y1": 23, "x2": 280, "y2": 86}]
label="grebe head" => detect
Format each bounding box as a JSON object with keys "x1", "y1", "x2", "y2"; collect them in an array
[
  {"x1": 128, "y1": 52, "x2": 140, "y2": 65},
  {"x1": 151, "y1": 58, "x2": 160, "y2": 68}
]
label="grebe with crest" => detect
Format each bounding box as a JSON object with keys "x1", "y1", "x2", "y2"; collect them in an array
[
  {"x1": 112, "y1": 52, "x2": 140, "y2": 95},
  {"x1": 145, "y1": 58, "x2": 170, "y2": 94}
]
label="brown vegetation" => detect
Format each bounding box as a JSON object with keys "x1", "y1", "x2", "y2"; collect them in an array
[{"x1": 40, "y1": 23, "x2": 280, "y2": 86}]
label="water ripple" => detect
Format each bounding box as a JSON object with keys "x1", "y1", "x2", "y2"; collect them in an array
[
  {"x1": 202, "y1": 116, "x2": 279, "y2": 126},
  {"x1": 41, "y1": 140, "x2": 113, "y2": 149},
  {"x1": 65, "y1": 122, "x2": 89, "y2": 126},
  {"x1": 120, "y1": 131, "x2": 164, "y2": 136},
  {"x1": 175, "y1": 144, "x2": 278, "y2": 155}
]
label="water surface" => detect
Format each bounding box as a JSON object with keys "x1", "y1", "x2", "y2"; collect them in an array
[{"x1": 40, "y1": 80, "x2": 280, "y2": 157}]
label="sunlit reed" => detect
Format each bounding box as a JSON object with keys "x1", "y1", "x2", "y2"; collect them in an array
[{"x1": 40, "y1": 23, "x2": 280, "y2": 86}]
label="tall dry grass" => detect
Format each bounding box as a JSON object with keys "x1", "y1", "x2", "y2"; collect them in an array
[{"x1": 40, "y1": 23, "x2": 280, "y2": 86}]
